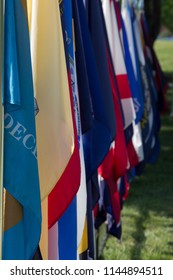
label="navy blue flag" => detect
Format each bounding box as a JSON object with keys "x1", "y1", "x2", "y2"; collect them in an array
[
  {"x1": 145, "y1": 60, "x2": 161, "y2": 164},
  {"x1": 72, "y1": 0, "x2": 116, "y2": 181},
  {"x1": 140, "y1": 13, "x2": 169, "y2": 113},
  {"x1": 96, "y1": 178, "x2": 122, "y2": 240},
  {"x1": 85, "y1": 0, "x2": 116, "y2": 142}
]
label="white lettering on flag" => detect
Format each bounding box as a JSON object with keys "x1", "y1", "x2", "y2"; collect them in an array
[{"x1": 4, "y1": 112, "x2": 37, "y2": 159}]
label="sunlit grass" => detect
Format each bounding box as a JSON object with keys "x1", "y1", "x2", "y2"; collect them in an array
[
  {"x1": 154, "y1": 41, "x2": 173, "y2": 78},
  {"x1": 100, "y1": 40, "x2": 173, "y2": 260}
]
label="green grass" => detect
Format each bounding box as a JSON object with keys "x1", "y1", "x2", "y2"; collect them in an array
[
  {"x1": 154, "y1": 40, "x2": 173, "y2": 80},
  {"x1": 100, "y1": 40, "x2": 173, "y2": 260}
]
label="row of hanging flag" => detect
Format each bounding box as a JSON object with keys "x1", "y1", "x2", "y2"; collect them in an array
[{"x1": 1, "y1": 0, "x2": 168, "y2": 260}]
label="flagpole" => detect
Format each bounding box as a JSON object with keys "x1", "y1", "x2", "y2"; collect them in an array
[{"x1": 0, "y1": 0, "x2": 4, "y2": 260}]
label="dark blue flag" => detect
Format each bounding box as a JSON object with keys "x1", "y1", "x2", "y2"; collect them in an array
[{"x1": 72, "y1": 0, "x2": 116, "y2": 181}]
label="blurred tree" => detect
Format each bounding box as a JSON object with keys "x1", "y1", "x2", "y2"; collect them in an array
[
  {"x1": 161, "y1": 0, "x2": 173, "y2": 34},
  {"x1": 125, "y1": 0, "x2": 172, "y2": 43},
  {"x1": 144, "y1": 0, "x2": 161, "y2": 45}
]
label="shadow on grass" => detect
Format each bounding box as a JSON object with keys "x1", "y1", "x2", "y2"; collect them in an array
[
  {"x1": 129, "y1": 208, "x2": 149, "y2": 259},
  {"x1": 124, "y1": 111, "x2": 173, "y2": 259},
  {"x1": 99, "y1": 84, "x2": 173, "y2": 260}
]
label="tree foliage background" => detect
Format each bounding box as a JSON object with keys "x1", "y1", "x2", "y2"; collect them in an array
[
  {"x1": 144, "y1": 0, "x2": 161, "y2": 44},
  {"x1": 161, "y1": 0, "x2": 173, "y2": 33},
  {"x1": 128, "y1": 0, "x2": 173, "y2": 43},
  {"x1": 144, "y1": 0, "x2": 173, "y2": 43}
]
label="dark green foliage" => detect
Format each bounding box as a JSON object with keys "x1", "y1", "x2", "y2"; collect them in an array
[
  {"x1": 144, "y1": 0, "x2": 161, "y2": 43},
  {"x1": 161, "y1": 0, "x2": 173, "y2": 34}
]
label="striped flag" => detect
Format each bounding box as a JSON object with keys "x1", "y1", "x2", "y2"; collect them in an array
[
  {"x1": 121, "y1": 0, "x2": 144, "y2": 164},
  {"x1": 102, "y1": 0, "x2": 135, "y2": 129},
  {"x1": 111, "y1": 0, "x2": 140, "y2": 170},
  {"x1": 121, "y1": 0, "x2": 144, "y2": 123},
  {"x1": 54, "y1": 0, "x2": 87, "y2": 260}
]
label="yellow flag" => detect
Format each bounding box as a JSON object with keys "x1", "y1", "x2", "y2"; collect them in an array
[
  {"x1": 29, "y1": 0, "x2": 74, "y2": 199},
  {"x1": 26, "y1": 0, "x2": 32, "y2": 30},
  {"x1": 78, "y1": 218, "x2": 88, "y2": 255},
  {"x1": 39, "y1": 198, "x2": 48, "y2": 259}
]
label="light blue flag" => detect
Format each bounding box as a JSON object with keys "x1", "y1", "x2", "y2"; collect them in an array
[{"x1": 3, "y1": 0, "x2": 41, "y2": 260}]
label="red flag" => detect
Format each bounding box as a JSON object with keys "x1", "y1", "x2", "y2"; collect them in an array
[
  {"x1": 102, "y1": 0, "x2": 135, "y2": 129},
  {"x1": 98, "y1": 2, "x2": 129, "y2": 229},
  {"x1": 99, "y1": 0, "x2": 128, "y2": 182}
]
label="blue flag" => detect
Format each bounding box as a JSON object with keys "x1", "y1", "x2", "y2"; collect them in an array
[
  {"x1": 121, "y1": 0, "x2": 144, "y2": 124},
  {"x1": 121, "y1": 7, "x2": 143, "y2": 123},
  {"x1": 73, "y1": 0, "x2": 117, "y2": 258},
  {"x1": 73, "y1": 0, "x2": 116, "y2": 181},
  {"x1": 130, "y1": 8, "x2": 154, "y2": 174},
  {"x1": 3, "y1": 0, "x2": 41, "y2": 260},
  {"x1": 58, "y1": 0, "x2": 77, "y2": 260},
  {"x1": 144, "y1": 60, "x2": 160, "y2": 164}
]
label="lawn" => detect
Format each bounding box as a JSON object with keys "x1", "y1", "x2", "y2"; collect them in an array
[
  {"x1": 154, "y1": 40, "x2": 173, "y2": 80},
  {"x1": 100, "y1": 40, "x2": 173, "y2": 260}
]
